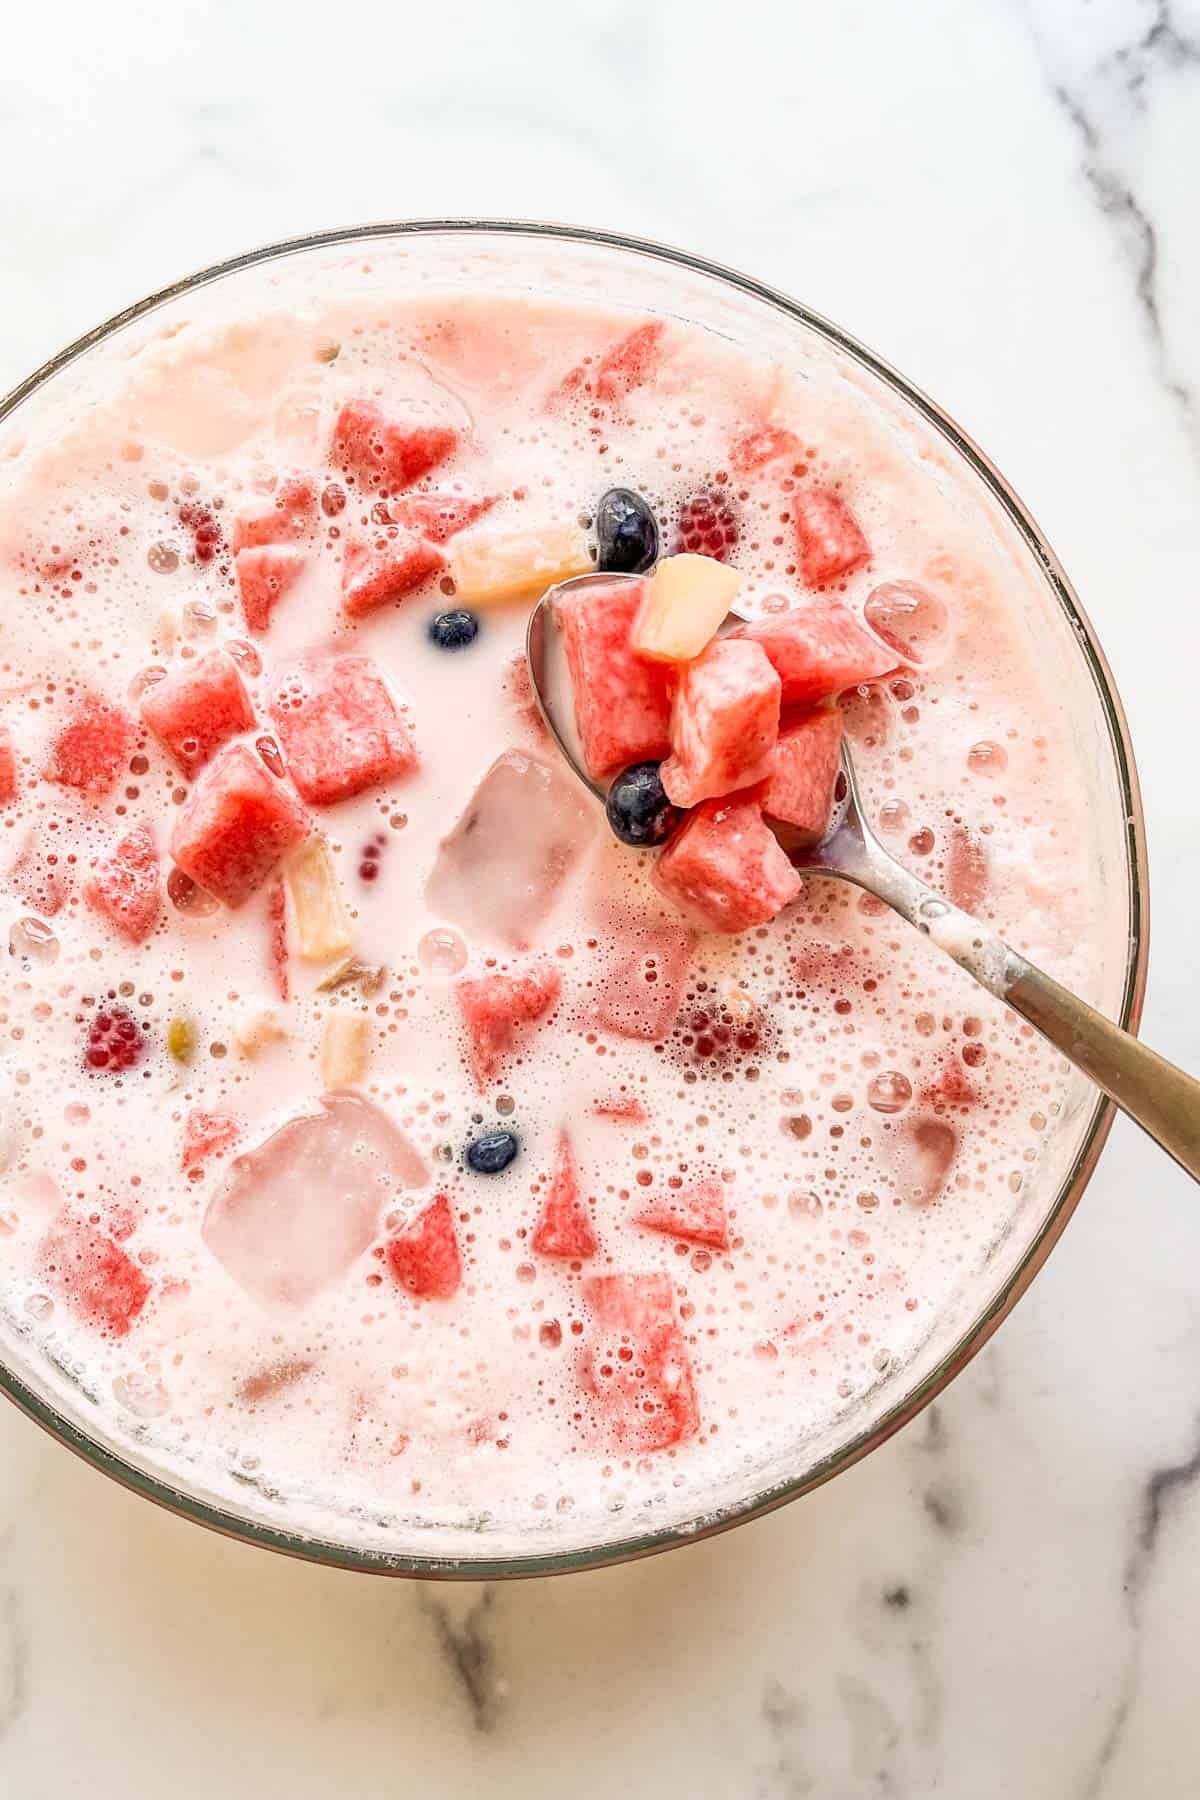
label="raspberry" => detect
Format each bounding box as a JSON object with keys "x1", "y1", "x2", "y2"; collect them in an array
[
  {"x1": 85, "y1": 1004, "x2": 145, "y2": 1074},
  {"x1": 674, "y1": 488, "x2": 739, "y2": 562}
]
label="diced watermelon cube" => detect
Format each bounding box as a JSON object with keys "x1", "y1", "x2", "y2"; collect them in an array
[
  {"x1": 333, "y1": 398, "x2": 458, "y2": 494},
  {"x1": 556, "y1": 577, "x2": 672, "y2": 781},
  {"x1": 84, "y1": 822, "x2": 161, "y2": 944},
  {"x1": 182, "y1": 1108, "x2": 242, "y2": 1171},
  {"x1": 792, "y1": 487, "x2": 871, "y2": 587},
  {"x1": 552, "y1": 320, "x2": 666, "y2": 410},
  {"x1": 140, "y1": 649, "x2": 256, "y2": 777},
  {"x1": 593, "y1": 1094, "x2": 649, "y2": 1123},
  {"x1": 0, "y1": 726, "x2": 16, "y2": 806},
  {"x1": 270, "y1": 655, "x2": 417, "y2": 806},
  {"x1": 595, "y1": 928, "x2": 694, "y2": 1041},
  {"x1": 44, "y1": 692, "x2": 136, "y2": 795},
  {"x1": 170, "y1": 743, "x2": 309, "y2": 909},
  {"x1": 653, "y1": 792, "x2": 801, "y2": 934},
  {"x1": 341, "y1": 527, "x2": 445, "y2": 618},
  {"x1": 38, "y1": 1211, "x2": 151, "y2": 1337},
  {"x1": 532, "y1": 1131, "x2": 598, "y2": 1261},
  {"x1": 634, "y1": 1178, "x2": 729, "y2": 1250},
  {"x1": 762, "y1": 708, "x2": 844, "y2": 841},
  {"x1": 266, "y1": 872, "x2": 289, "y2": 1001},
  {"x1": 578, "y1": 1271, "x2": 699, "y2": 1452},
  {"x1": 389, "y1": 491, "x2": 497, "y2": 543},
  {"x1": 230, "y1": 476, "x2": 318, "y2": 554},
  {"x1": 946, "y1": 823, "x2": 989, "y2": 912},
  {"x1": 386, "y1": 1193, "x2": 462, "y2": 1299},
  {"x1": 235, "y1": 545, "x2": 307, "y2": 632},
  {"x1": 594, "y1": 320, "x2": 666, "y2": 403},
  {"x1": 8, "y1": 828, "x2": 70, "y2": 915},
  {"x1": 455, "y1": 964, "x2": 562, "y2": 1088},
  {"x1": 730, "y1": 424, "x2": 802, "y2": 474},
  {"x1": 660, "y1": 638, "x2": 781, "y2": 809},
  {"x1": 732, "y1": 603, "x2": 896, "y2": 706}
]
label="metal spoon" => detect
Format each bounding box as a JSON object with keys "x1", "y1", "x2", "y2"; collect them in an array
[{"x1": 527, "y1": 571, "x2": 1200, "y2": 1181}]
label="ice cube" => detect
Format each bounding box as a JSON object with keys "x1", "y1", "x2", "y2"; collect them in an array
[
  {"x1": 202, "y1": 1092, "x2": 428, "y2": 1310},
  {"x1": 426, "y1": 748, "x2": 597, "y2": 949}
]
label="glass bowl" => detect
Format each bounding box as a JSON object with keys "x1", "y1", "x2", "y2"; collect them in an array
[{"x1": 0, "y1": 222, "x2": 1148, "y2": 1577}]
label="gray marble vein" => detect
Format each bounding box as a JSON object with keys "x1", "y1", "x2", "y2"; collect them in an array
[
  {"x1": 1085, "y1": 1417, "x2": 1200, "y2": 1797},
  {"x1": 1025, "y1": 0, "x2": 1200, "y2": 438},
  {"x1": 417, "y1": 1585, "x2": 504, "y2": 1733}
]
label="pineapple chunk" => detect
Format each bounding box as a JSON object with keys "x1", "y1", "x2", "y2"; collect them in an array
[
  {"x1": 233, "y1": 1000, "x2": 285, "y2": 1057},
  {"x1": 633, "y1": 553, "x2": 741, "y2": 663},
  {"x1": 448, "y1": 520, "x2": 592, "y2": 609},
  {"x1": 284, "y1": 835, "x2": 352, "y2": 960},
  {"x1": 321, "y1": 1010, "x2": 369, "y2": 1088}
]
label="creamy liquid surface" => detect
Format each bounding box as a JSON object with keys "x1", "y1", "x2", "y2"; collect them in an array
[{"x1": 0, "y1": 290, "x2": 1104, "y2": 1549}]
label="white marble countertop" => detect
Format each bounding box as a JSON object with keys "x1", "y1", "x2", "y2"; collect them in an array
[{"x1": 1, "y1": 0, "x2": 1199, "y2": 1793}]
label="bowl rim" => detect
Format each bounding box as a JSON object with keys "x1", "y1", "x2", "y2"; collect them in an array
[{"x1": 0, "y1": 217, "x2": 1150, "y2": 1579}]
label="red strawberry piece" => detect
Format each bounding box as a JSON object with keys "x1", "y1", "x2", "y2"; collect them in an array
[
  {"x1": 731, "y1": 603, "x2": 896, "y2": 707},
  {"x1": 730, "y1": 425, "x2": 802, "y2": 474},
  {"x1": 555, "y1": 576, "x2": 672, "y2": 781},
  {"x1": 178, "y1": 498, "x2": 223, "y2": 564},
  {"x1": 269, "y1": 654, "x2": 417, "y2": 806},
  {"x1": 38, "y1": 1211, "x2": 151, "y2": 1337},
  {"x1": 762, "y1": 707, "x2": 844, "y2": 841},
  {"x1": 593, "y1": 1094, "x2": 649, "y2": 1123},
  {"x1": 792, "y1": 487, "x2": 871, "y2": 587},
  {"x1": 230, "y1": 476, "x2": 318, "y2": 554},
  {"x1": 341, "y1": 526, "x2": 445, "y2": 618},
  {"x1": 532, "y1": 1131, "x2": 597, "y2": 1261},
  {"x1": 44, "y1": 692, "x2": 136, "y2": 795},
  {"x1": 181, "y1": 1108, "x2": 241, "y2": 1172},
  {"x1": 332, "y1": 398, "x2": 458, "y2": 494},
  {"x1": 0, "y1": 726, "x2": 17, "y2": 805},
  {"x1": 661, "y1": 637, "x2": 780, "y2": 809},
  {"x1": 8, "y1": 829, "x2": 70, "y2": 916},
  {"x1": 84, "y1": 1003, "x2": 146, "y2": 1074},
  {"x1": 386, "y1": 1193, "x2": 462, "y2": 1299},
  {"x1": 455, "y1": 965, "x2": 562, "y2": 1088},
  {"x1": 653, "y1": 791, "x2": 801, "y2": 934},
  {"x1": 674, "y1": 488, "x2": 740, "y2": 562},
  {"x1": 141, "y1": 649, "x2": 256, "y2": 779},
  {"x1": 634, "y1": 1178, "x2": 729, "y2": 1250},
  {"x1": 595, "y1": 929, "x2": 695, "y2": 1042},
  {"x1": 267, "y1": 872, "x2": 289, "y2": 1001},
  {"x1": 946, "y1": 823, "x2": 989, "y2": 912},
  {"x1": 235, "y1": 545, "x2": 307, "y2": 633},
  {"x1": 578, "y1": 1271, "x2": 699, "y2": 1452},
  {"x1": 389, "y1": 491, "x2": 497, "y2": 543},
  {"x1": 169, "y1": 743, "x2": 309, "y2": 909},
  {"x1": 83, "y1": 822, "x2": 161, "y2": 944}
]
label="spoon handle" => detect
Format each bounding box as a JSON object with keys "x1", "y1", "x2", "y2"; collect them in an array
[
  {"x1": 1001, "y1": 958, "x2": 1200, "y2": 1180},
  {"x1": 838, "y1": 840, "x2": 1200, "y2": 1181}
]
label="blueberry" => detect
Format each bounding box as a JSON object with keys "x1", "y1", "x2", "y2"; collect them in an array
[
  {"x1": 605, "y1": 761, "x2": 682, "y2": 847},
  {"x1": 428, "y1": 609, "x2": 480, "y2": 651},
  {"x1": 596, "y1": 488, "x2": 659, "y2": 575},
  {"x1": 465, "y1": 1128, "x2": 521, "y2": 1174}
]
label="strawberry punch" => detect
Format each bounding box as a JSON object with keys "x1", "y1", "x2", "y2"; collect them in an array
[{"x1": 0, "y1": 231, "x2": 1136, "y2": 1565}]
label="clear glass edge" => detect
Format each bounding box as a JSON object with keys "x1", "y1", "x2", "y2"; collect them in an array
[{"x1": 0, "y1": 217, "x2": 1150, "y2": 1580}]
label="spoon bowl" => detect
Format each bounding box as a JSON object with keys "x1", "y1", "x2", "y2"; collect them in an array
[{"x1": 526, "y1": 572, "x2": 1200, "y2": 1180}]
